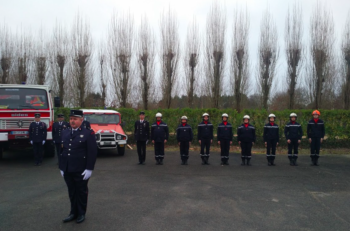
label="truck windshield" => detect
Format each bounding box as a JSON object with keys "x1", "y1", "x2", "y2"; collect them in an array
[
  {"x1": 0, "y1": 88, "x2": 49, "y2": 109},
  {"x1": 84, "y1": 114, "x2": 120, "y2": 124}
]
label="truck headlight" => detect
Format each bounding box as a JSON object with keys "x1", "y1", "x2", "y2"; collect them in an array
[{"x1": 116, "y1": 134, "x2": 121, "y2": 140}]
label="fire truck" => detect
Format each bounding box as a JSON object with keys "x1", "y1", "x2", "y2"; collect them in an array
[
  {"x1": 0, "y1": 84, "x2": 57, "y2": 159},
  {"x1": 81, "y1": 109, "x2": 127, "y2": 155}
]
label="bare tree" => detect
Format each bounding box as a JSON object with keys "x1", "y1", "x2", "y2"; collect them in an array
[
  {"x1": 107, "y1": 12, "x2": 134, "y2": 108},
  {"x1": 184, "y1": 17, "x2": 201, "y2": 107},
  {"x1": 0, "y1": 24, "x2": 14, "y2": 84},
  {"x1": 159, "y1": 8, "x2": 180, "y2": 109},
  {"x1": 138, "y1": 15, "x2": 155, "y2": 110},
  {"x1": 342, "y1": 11, "x2": 350, "y2": 109},
  {"x1": 256, "y1": 8, "x2": 279, "y2": 110},
  {"x1": 51, "y1": 22, "x2": 69, "y2": 107},
  {"x1": 14, "y1": 29, "x2": 33, "y2": 84},
  {"x1": 285, "y1": 3, "x2": 303, "y2": 109},
  {"x1": 98, "y1": 41, "x2": 107, "y2": 107},
  {"x1": 34, "y1": 27, "x2": 49, "y2": 85},
  {"x1": 231, "y1": 7, "x2": 250, "y2": 112},
  {"x1": 308, "y1": 2, "x2": 335, "y2": 109},
  {"x1": 71, "y1": 13, "x2": 93, "y2": 107},
  {"x1": 205, "y1": 2, "x2": 226, "y2": 108}
]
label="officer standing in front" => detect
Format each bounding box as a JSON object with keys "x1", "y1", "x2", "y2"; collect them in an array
[
  {"x1": 263, "y1": 114, "x2": 279, "y2": 166},
  {"x1": 53, "y1": 114, "x2": 70, "y2": 163},
  {"x1": 59, "y1": 110, "x2": 97, "y2": 224},
  {"x1": 29, "y1": 113, "x2": 47, "y2": 166},
  {"x1": 307, "y1": 110, "x2": 325, "y2": 166},
  {"x1": 217, "y1": 113, "x2": 233, "y2": 166},
  {"x1": 134, "y1": 111, "x2": 150, "y2": 165},
  {"x1": 176, "y1": 116, "x2": 193, "y2": 165},
  {"x1": 237, "y1": 115, "x2": 256, "y2": 166},
  {"x1": 284, "y1": 113, "x2": 303, "y2": 166},
  {"x1": 151, "y1": 113, "x2": 169, "y2": 165},
  {"x1": 198, "y1": 113, "x2": 213, "y2": 165}
]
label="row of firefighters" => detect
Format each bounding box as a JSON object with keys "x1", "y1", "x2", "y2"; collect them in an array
[{"x1": 134, "y1": 110, "x2": 325, "y2": 166}]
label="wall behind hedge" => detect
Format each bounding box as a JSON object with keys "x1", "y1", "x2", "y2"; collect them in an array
[{"x1": 54, "y1": 108, "x2": 350, "y2": 148}]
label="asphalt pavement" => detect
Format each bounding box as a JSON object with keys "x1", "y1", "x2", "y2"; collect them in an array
[{"x1": 1, "y1": 148, "x2": 350, "y2": 231}]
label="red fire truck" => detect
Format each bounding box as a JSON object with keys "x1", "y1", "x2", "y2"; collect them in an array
[{"x1": 0, "y1": 84, "x2": 57, "y2": 159}]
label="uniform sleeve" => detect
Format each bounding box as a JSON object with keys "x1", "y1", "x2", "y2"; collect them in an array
[
  {"x1": 146, "y1": 122, "x2": 150, "y2": 140},
  {"x1": 86, "y1": 130, "x2": 97, "y2": 170},
  {"x1": 165, "y1": 125, "x2": 169, "y2": 140},
  {"x1": 134, "y1": 121, "x2": 137, "y2": 135},
  {"x1": 190, "y1": 127, "x2": 193, "y2": 142},
  {"x1": 230, "y1": 127, "x2": 233, "y2": 142},
  {"x1": 151, "y1": 125, "x2": 154, "y2": 140},
  {"x1": 307, "y1": 123, "x2": 310, "y2": 139},
  {"x1": 52, "y1": 124, "x2": 56, "y2": 138},
  {"x1": 197, "y1": 125, "x2": 201, "y2": 141},
  {"x1": 29, "y1": 123, "x2": 33, "y2": 140},
  {"x1": 43, "y1": 123, "x2": 47, "y2": 140},
  {"x1": 321, "y1": 122, "x2": 325, "y2": 138},
  {"x1": 299, "y1": 125, "x2": 303, "y2": 140},
  {"x1": 277, "y1": 127, "x2": 280, "y2": 143},
  {"x1": 217, "y1": 125, "x2": 220, "y2": 142},
  {"x1": 237, "y1": 127, "x2": 240, "y2": 142},
  {"x1": 176, "y1": 126, "x2": 180, "y2": 142},
  {"x1": 253, "y1": 127, "x2": 256, "y2": 143},
  {"x1": 284, "y1": 125, "x2": 288, "y2": 140},
  {"x1": 210, "y1": 125, "x2": 214, "y2": 140}
]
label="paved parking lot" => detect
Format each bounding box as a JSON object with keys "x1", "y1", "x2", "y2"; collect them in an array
[{"x1": 1, "y1": 148, "x2": 350, "y2": 231}]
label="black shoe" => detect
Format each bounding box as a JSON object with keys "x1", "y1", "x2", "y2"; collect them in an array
[
  {"x1": 76, "y1": 215, "x2": 85, "y2": 223},
  {"x1": 225, "y1": 161, "x2": 229, "y2": 165},
  {"x1": 289, "y1": 159, "x2": 294, "y2": 166},
  {"x1": 181, "y1": 161, "x2": 185, "y2": 165},
  {"x1": 141, "y1": 162, "x2": 145, "y2": 165},
  {"x1": 160, "y1": 160, "x2": 163, "y2": 165},
  {"x1": 184, "y1": 160, "x2": 188, "y2": 165},
  {"x1": 293, "y1": 159, "x2": 298, "y2": 166},
  {"x1": 246, "y1": 159, "x2": 251, "y2": 166},
  {"x1": 241, "y1": 158, "x2": 245, "y2": 166},
  {"x1": 221, "y1": 161, "x2": 224, "y2": 166},
  {"x1": 271, "y1": 160, "x2": 276, "y2": 166},
  {"x1": 268, "y1": 161, "x2": 271, "y2": 166},
  {"x1": 63, "y1": 214, "x2": 76, "y2": 223},
  {"x1": 138, "y1": 162, "x2": 142, "y2": 165},
  {"x1": 156, "y1": 160, "x2": 160, "y2": 165}
]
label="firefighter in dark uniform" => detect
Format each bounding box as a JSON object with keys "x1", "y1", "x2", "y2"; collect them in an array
[
  {"x1": 263, "y1": 114, "x2": 279, "y2": 166},
  {"x1": 176, "y1": 116, "x2": 193, "y2": 165},
  {"x1": 59, "y1": 110, "x2": 97, "y2": 224},
  {"x1": 217, "y1": 113, "x2": 233, "y2": 166},
  {"x1": 307, "y1": 110, "x2": 325, "y2": 166},
  {"x1": 29, "y1": 113, "x2": 47, "y2": 166},
  {"x1": 82, "y1": 115, "x2": 91, "y2": 130},
  {"x1": 134, "y1": 111, "x2": 150, "y2": 165},
  {"x1": 53, "y1": 114, "x2": 70, "y2": 163},
  {"x1": 237, "y1": 115, "x2": 256, "y2": 166},
  {"x1": 151, "y1": 113, "x2": 169, "y2": 165},
  {"x1": 284, "y1": 113, "x2": 303, "y2": 166},
  {"x1": 198, "y1": 113, "x2": 213, "y2": 165}
]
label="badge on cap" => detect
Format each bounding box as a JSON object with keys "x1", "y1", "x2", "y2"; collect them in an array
[{"x1": 80, "y1": 135, "x2": 84, "y2": 138}]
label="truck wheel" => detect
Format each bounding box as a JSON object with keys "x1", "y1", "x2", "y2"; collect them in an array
[
  {"x1": 44, "y1": 141, "x2": 55, "y2": 158},
  {"x1": 117, "y1": 145, "x2": 125, "y2": 156}
]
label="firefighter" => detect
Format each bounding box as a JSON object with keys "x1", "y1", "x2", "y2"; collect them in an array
[
  {"x1": 263, "y1": 114, "x2": 279, "y2": 166},
  {"x1": 53, "y1": 114, "x2": 70, "y2": 164},
  {"x1": 176, "y1": 116, "x2": 193, "y2": 165},
  {"x1": 82, "y1": 116, "x2": 91, "y2": 130},
  {"x1": 59, "y1": 110, "x2": 97, "y2": 224},
  {"x1": 197, "y1": 113, "x2": 213, "y2": 165},
  {"x1": 307, "y1": 110, "x2": 325, "y2": 166},
  {"x1": 217, "y1": 113, "x2": 233, "y2": 166},
  {"x1": 134, "y1": 111, "x2": 150, "y2": 165},
  {"x1": 284, "y1": 113, "x2": 303, "y2": 166},
  {"x1": 151, "y1": 113, "x2": 169, "y2": 165},
  {"x1": 29, "y1": 113, "x2": 47, "y2": 166},
  {"x1": 237, "y1": 115, "x2": 256, "y2": 166}
]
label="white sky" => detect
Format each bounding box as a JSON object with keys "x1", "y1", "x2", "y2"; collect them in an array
[{"x1": 1, "y1": 0, "x2": 350, "y2": 97}]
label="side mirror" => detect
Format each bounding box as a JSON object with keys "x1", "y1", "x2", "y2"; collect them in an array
[
  {"x1": 121, "y1": 121, "x2": 125, "y2": 128},
  {"x1": 54, "y1": 97, "x2": 61, "y2": 107}
]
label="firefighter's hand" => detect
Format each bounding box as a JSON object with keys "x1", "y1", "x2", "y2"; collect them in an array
[
  {"x1": 230, "y1": 141, "x2": 232, "y2": 145},
  {"x1": 178, "y1": 142, "x2": 180, "y2": 146},
  {"x1": 152, "y1": 140, "x2": 154, "y2": 144},
  {"x1": 287, "y1": 139, "x2": 291, "y2": 144},
  {"x1": 309, "y1": 138, "x2": 312, "y2": 143},
  {"x1": 277, "y1": 142, "x2": 279, "y2": 146},
  {"x1": 42, "y1": 140, "x2": 45, "y2": 145},
  {"x1": 210, "y1": 139, "x2": 213, "y2": 144},
  {"x1": 82, "y1": 169, "x2": 92, "y2": 180},
  {"x1": 252, "y1": 142, "x2": 255, "y2": 145},
  {"x1": 218, "y1": 141, "x2": 220, "y2": 145},
  {"x1": 30, "y1": 141, "x2": 33, "y2": 145},
  {"x1": 238, "y1": 141, "x2": 241, "y2": 145},
  {"x1": 264, "y1": 142, "x2": 267, "y2": 147},
  {"x1": 320, "y1": 138, "x2": 323, "y2": 143},
  {"x1": 164, "y1": 140, "x2": 167, "y2": 143},
  {"x1": 298, "y1": 140, "x2": 301, "y2": 144},
  {"x1": 199, "y1": 140, "x2": 201, "y2": 144},
  {"x1": 189, "y1": 142, "x2": 191, "y2": 146},
  {"x1": 60, "y1": 170, "x2": 64, "y2": 177}
]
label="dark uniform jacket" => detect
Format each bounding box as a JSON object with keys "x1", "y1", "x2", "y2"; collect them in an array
[
  {"x1": 53, "y1": 121, "x2": 70, "y2": 143},
  {"x1": 134, "y1": 120, "x2": 150, "y2": 141},
  {"x1": 59, "y1": 126, "x2": 98, "y2": 173},
  {"x1": 176, "y1": 124, "x2": 193, "y2": 142},
  {"x1": 217, "y1": 122, "x2": 233, "y2": 141},
  {"x1": 29, "y1": 121, "x2": 47, "y2": 143},
  {"x1": 237, "y1": 124, "x2": 256, "y2": 143},
  {"x1": 197, "y1": 121, "x2": 213, "y2": 140},
  {"x1": 263, "y1": 123, "x2": 280, "y2": 142},
  {"x1": 284, "y1": 122, "x2": 303, "y2": 140},
  {"x1": 151, "y1": 121, "x2": 169, "y2": 142},
  {"x1": 82, "y1": 120, "x2": 91, "y2": 130},
  {"x1": 307, "y1": 119, "x2": 325, "y2": 139}
]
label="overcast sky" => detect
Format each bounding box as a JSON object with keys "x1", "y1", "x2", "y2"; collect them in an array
[{"x1": 1, "y1": 0, "x2": 350, "y2": 97}]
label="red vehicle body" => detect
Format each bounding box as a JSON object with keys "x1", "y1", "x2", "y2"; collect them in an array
[{"x1": 0, "y1": 84, "x2": 55, "y2": 159}]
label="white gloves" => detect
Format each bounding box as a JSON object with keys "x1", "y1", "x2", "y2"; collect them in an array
[
  {"x1": 30, "y1": 141, "x2": 33, "y2": 145},
  {"x1": 60, "y1": 170, "x2": 64, "y2": 177},
  {"x1": 82, "y1": 169, "x2": 92, "y2": 180},
  {"x1": 42, "y1": 140, "x2": 45, "y2": 145}
]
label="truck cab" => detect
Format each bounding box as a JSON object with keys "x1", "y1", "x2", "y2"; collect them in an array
[{"x1": 81, "y1": 109, "x2": 127, "y2": 156}]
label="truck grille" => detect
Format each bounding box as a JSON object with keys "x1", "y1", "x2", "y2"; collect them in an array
[
  {"x1": 0, "y1": 119, "x2": 33, "y2": 129},
  {"x1": 100, "y1": 133, "x2": 115, "y2": 141}
]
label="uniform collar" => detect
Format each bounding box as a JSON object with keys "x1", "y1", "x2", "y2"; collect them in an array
[{"x1": 244, "y1": 123, "x2": 249, "y2": 128}]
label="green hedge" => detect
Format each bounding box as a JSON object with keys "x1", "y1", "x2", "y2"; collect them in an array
[{"x1": 54, "y1": 108, "x2": 350, "y2": 148}]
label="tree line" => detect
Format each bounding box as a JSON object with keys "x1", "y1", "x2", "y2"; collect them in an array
[{"x1": 0, "y1": 2, "x2": 349, "y2": 111}]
